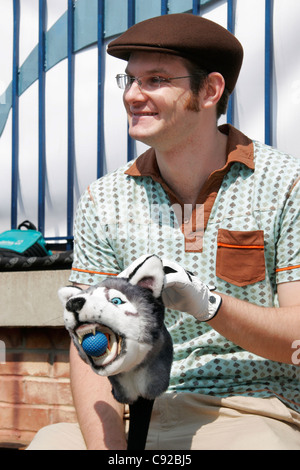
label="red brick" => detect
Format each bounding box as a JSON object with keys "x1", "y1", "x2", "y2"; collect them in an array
[
  {"x1": 0, "y1": 403, "x2": 51, "y2": 432},
  {"x1": 24, "y1": 327, "x2": 70, "y2": 350},
  {"x1": 0, "y1": 326, "x2": 76, "y2": 448},
  {"x1": 0, "y1": 376, "x2": 25, "y2": 404},
  {"x1": 25, "y1": 328, "x2": 54, "y2": 349},
  {"x1": 23, "y1": 377, "x2": 73, "y2": 406},
  {"x1": 0, "y1": 328, "x2": 23, "y2": 348},
  {"x1": 0, "y1": 376, "x2": 74, "y2": 407},
  {"x1": 0, "y1": 352, "x2": 51, "y2": 376},
  {"x1": 52, "y1": 352, "x2": 71, "y2": 378},
  {"x1": 51, "y1": 405, "x2": 77, "y2": 424},
  {"x1": 50, "y1": 328, "x2": 71, "y2": 349}
]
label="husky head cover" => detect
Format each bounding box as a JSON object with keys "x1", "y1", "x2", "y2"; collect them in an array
[{"x1": 59, "y1": 255, "x2": 173, "y2": 404}]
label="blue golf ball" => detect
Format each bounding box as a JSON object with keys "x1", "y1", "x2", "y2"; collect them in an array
[{"x1": 81, "y1": 331, "x2": 108, "y2": 357}]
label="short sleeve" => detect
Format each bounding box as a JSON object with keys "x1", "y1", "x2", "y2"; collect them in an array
[
  {"x1": 276, "y1": 177, "x2": 300, "y2": 284},
  {"x1": 69, "y1": 185, "x2": 121, "y2": 286}
]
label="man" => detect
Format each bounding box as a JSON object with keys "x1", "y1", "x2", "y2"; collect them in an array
[{"x1": 28, "y1": 13, "x2": 300, "y2": 450}]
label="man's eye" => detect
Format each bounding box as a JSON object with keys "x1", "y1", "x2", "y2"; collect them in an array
[
  {"x1": 110, "y1": 297, "x2": 124, "y2": 305},
  {"x1": 150, "y1": 76, "x2": 166, "y2": 85}
]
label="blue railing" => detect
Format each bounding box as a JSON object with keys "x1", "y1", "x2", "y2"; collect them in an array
[
  {"x1": 38, "y1": 0, "x2": 47, "y2": 239},
  {"x1": 6, "y1": 0, "x2": 274, "y2": 248},
  {"x1": 11, "y1": 0, "x2": 20, "y2": 234},
  {"x1": 265, "y1": 0, "x2": 274, "y2": 146},
  {"x1": 67, "y1": 0, "x2": 75, "y2": 248}
]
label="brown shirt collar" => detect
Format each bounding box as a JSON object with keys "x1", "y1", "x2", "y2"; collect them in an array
[{"x1": 124, "y1": 124, "x2": 254, "y2": 185}]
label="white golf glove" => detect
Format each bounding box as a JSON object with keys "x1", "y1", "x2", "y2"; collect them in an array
[
  {"x1": 161, "y1": 259, "x2": 222, "y2": 322},
  {"x1": 118, "y1": 255, "x2": 222, "y2": 322}
]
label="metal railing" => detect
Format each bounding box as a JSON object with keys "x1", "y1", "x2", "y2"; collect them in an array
[{"x1": 7, "y1": 0, "x2": 274, "y2": 248}]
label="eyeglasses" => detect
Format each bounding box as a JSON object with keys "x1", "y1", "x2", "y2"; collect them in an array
[{"x1": 116, "y1": 73, "x2": 197, "y2": 92}]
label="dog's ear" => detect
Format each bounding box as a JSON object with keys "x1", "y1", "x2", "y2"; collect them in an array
[
  {"x1": 128, "y1": 255, "x2": 164, "y2": 298},
  {"x1": 58, "y1": 285, "x2": 82, "y2": 306}
]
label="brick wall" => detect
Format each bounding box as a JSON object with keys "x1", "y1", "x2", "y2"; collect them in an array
[{"x1": 0, "y1": 327, "x2": 77, "y2": 449}]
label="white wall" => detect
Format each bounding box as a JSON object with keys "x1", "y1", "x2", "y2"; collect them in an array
[{"x1": 0, "y1": 0, "x2": 299, "y2": 237}]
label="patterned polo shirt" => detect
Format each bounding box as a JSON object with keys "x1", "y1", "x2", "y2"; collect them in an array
[{"x1": 70, "y1": 124, "x2": 300, "y2": 413}]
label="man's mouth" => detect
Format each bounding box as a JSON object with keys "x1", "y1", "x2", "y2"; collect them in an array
[
  {"x1": 132, "y1": 111, "x2": 158, "y2": 118},
  {"x1": 75, "y1": 323, "x2": 122, "y2": 366},
  {"x1": 135, "y1": 112, "x2": 157, "y2": 115}
]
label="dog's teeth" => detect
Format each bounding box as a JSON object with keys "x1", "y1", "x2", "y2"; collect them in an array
[{"x1": 76, "y1": 326, "x2": 98, "y2": 344}]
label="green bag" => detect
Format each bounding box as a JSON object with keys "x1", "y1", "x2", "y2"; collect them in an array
[{"x1": 0, "y1": 220, "x2": 52, "y2": 258}]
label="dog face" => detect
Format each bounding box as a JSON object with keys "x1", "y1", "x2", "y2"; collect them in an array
[{"x1": 59, "y1": 255, "x2": 166, "y2": 377}]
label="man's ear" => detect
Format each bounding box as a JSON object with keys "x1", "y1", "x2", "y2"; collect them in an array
[{"x1": 201, "y1": 72, "x2": 225, "y2": 110}]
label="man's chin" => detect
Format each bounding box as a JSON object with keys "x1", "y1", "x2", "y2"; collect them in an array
[{"x1": 128, "y1": 128, "x2": 159, "y2": 147}]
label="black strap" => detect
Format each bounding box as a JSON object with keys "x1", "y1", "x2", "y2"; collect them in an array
[
  {"x1": 127, "y1": 397, "x2": 154, "y2": 450},
  {"x1": 17, "y1": 220, "x2": 37, "y2": 231}
]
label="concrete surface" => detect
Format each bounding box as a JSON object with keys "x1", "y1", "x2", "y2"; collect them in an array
[{"x1": 0, "y1": 270, "x2": 71, "y2": 326}]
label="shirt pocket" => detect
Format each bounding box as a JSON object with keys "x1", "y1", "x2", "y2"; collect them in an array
[{"x1": 216, "y1": 229, "x2": 266, "y2": 286}]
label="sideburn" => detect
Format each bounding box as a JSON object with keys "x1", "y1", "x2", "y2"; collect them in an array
[{"x1": 184, "y1": 91, "x2": 201, "y2": 113}]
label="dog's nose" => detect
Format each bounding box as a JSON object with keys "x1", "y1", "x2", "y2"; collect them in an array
[{"x1": 66, "y1": 297, "x2": 86, "y2": 313}]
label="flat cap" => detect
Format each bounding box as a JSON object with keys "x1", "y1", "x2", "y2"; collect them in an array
[{"x1": 107, "y1": 13, "x2": 243, "y2": 93}]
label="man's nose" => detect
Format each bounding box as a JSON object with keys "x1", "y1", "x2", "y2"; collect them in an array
[{"x1": 124, "y1": 80, "x2": 147, "y2": 101}]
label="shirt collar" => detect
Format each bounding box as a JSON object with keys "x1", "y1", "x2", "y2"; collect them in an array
[{"x1": 124, "y1": 124, "x2": 254, "y2": 183}]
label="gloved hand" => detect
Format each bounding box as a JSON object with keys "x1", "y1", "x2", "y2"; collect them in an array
[
  {"x1": 118, "y1": 255, "x2": 222, "y2": 322},
  {"x1": 162, "y1": 259, "x2": 222, "y2": 322}
]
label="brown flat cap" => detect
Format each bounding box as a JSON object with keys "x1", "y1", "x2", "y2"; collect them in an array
[{"x1": 107, "y1": 13, "x2": 243, "y2": 94}]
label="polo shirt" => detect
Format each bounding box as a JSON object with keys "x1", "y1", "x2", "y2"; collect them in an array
[{"x1": 70, "y1": 124, "x2": 300, "y2": 413}]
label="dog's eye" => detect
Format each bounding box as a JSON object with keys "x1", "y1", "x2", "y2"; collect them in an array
[{"x1": 110, "y1": 297, "x2": 124, "y2": 305}]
